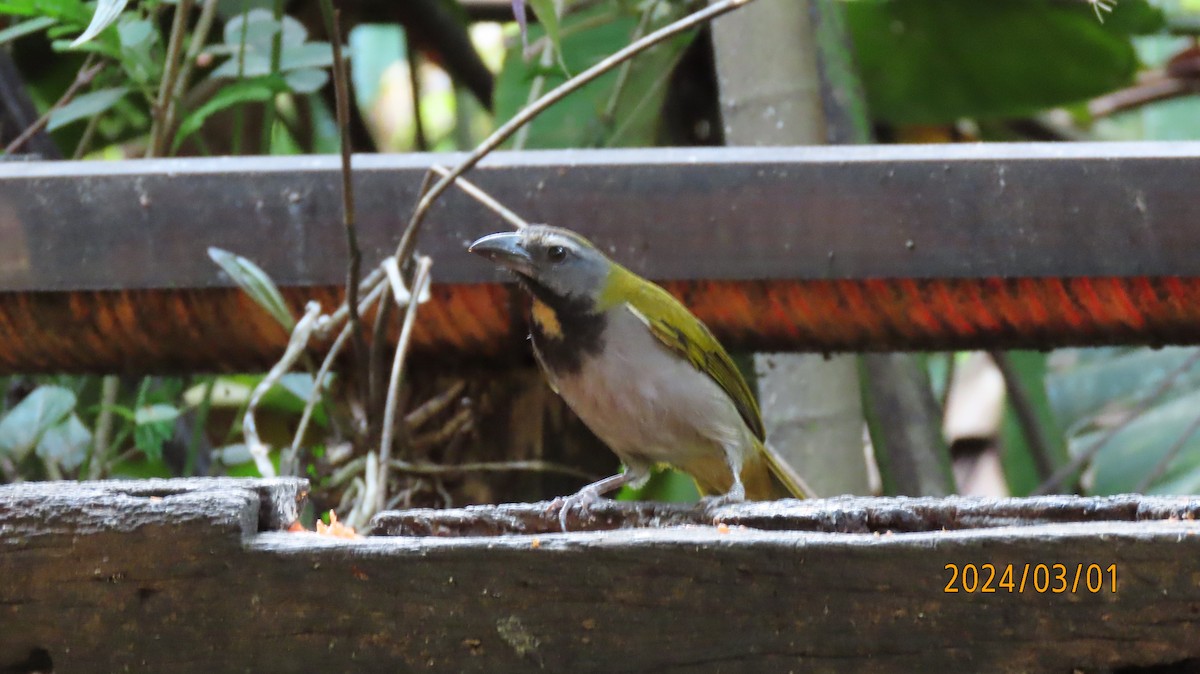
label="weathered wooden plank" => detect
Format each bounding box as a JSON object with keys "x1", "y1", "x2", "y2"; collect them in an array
[{"x1": 3, "y1": 478, "x2": 1199, "y2": 672}]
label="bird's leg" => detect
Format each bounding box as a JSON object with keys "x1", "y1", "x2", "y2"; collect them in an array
[
  {"x1": 700, "y1": 452, "x2": 746, "y2": 512},
  {"x1": 550, "y1": 471, "x2": 640, "y2": 532}
]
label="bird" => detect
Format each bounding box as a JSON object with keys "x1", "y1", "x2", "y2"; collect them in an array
[{"x1": 469, "y1": 225, "x2": 811, "y2": 527}]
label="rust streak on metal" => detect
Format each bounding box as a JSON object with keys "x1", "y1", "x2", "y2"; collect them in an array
[{"x1": 1, "y1": 276, "x2": 1199, "y2": 372}]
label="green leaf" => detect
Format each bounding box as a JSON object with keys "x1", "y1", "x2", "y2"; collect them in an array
[
  {"x1": 283, "y1": 67, "x2": 327, "y2": 94},
  {"x1": 526, "y1": 0, "x2": 565, "y2": 70},
  {"x1": 846, "y1": 0, "x2": 1161, "y2": 124},
  {"x1": 997, "y1": 351, "x2": 1068, "y2": 496},
  {"x1": 280, "y1": 42, "x2": 332, "y2": 71},
  {"x1": 0, "y1": 16, "x2": 56, "y2": 45},
  {"x1": 0, "y1": 385, "x2": 76, "y2": 462},
  {"x1": 495, "y1": 3, "x2": 696, "y2": 148},
  {"x1": 222, "y1": 9, "x2": 306, "y2": 48},
  {"x1": 1046, "y1": 347, "x2": 1200, "y2": 434},
  {"x1": 36, "y1": 413, "x2": 91, "y2": 471},
  {"x1": 134, "y1": 403, "x2": 179, "y2": 462},
  {"x1": 69, "y1": 0, "x2": 129, "y2": 46},
  {"x1": 116, "y1": 15, "x2": 152, "y2": 48},
  {"x1": 206, "y1": 245, "x2": 295, "y2": 330},
  {"x1": 618, "y1": 467, "x2": 699, "y2": 503},
  {"x1": 187, "y1": 373, "x2": 328, "y2": 427},
  {"x1": 174, "y1": 75, "x2": 288, "y2": 150},
  {"x1": 1086, "y1": 387, "x2": 1200, "y2": 495},
  {"x1": 47, "y1": 86, "x2": 127, "y2": 130},
  {"x1": 348, "y1": 23, "x2": 404, "y2": 109}
]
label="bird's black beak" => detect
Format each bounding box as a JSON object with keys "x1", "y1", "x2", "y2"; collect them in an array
[{"x1": 468, "y1": 232, "x2": 535, "y2": 277}]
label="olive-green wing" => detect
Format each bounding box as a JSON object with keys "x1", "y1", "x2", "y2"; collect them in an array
[{"x1": 623, "y1": 281, "x2": 766, "y2": 441}]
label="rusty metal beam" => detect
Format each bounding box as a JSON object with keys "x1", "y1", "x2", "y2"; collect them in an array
[{"x1": 1, "y1": 142, "x2": 1199, "y2": 372}]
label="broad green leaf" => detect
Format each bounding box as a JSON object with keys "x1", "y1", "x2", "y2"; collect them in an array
[
  {"x1": 134, "y1": 403, "x2": 179, "y2": 462},
  {"x1": 116, "y1": 15, "x2": 151, "y2": 47},
  {"x1": 174, "y1": 75, "x2": 288, "y2": 149},
  {"x1": 348, "y1": 23, "x2": 404, "y2": 109},
  {"x1": 526, "y1": 0, "x2": 564, "y2": 69},
  {"x1": 116, "y1": 16, "x2": 161, "y2": 85},
  {"x1": 222, "y1": 8, "x2": 305, "y2": 48},
  {"x1": 279, "y1": 42, "x2": 332, "y2": 71},
  {"x1": 283, "y1": 67, "x2": 327, "y2": 94},
  {"x1": 69, "y1": 0, "x2": 129, "y2": 46},
  {"x1": 47, "y1": 86, "x2": 127, "y2": 130},
  {"x1": 495, "y1": 3, "x2": 696, "y2": 148},
  {"x1": 206, "y1": 245, "x2": 295, "y2": 330},
  {"x1": 846, "y1": 0, "x2": 1163, "y2": 124},
  {"x1": 0, "y1": 385, "x2": 76, "y2": 462},
  {"x1": 210, "y1": 53, "x2": 271, "y2": 78},
  {"x1": 0, "y1": 16, "x2": 56, "y2": 45},
  {"x1": 0, "y1": 0, "x2": 90, "y2": 22},
  {"x1": 36, "y1": 413, "x2": 91, "y2": 470},
  {"x1": 1085, "y1": 387, "x2": 1200, "y2": 495},
  {"x1": 1046, "y1": 347, "x2": 1200, "y2": 434}
]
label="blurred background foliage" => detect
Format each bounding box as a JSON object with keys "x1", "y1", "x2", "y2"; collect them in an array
[{"x1": 2, "y1": 0, "x2": 1200, "y2": 511}]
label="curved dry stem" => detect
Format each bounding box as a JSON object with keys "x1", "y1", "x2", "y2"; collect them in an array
[
  {"x1": 245, "y1": 301, "x2": 321, "y2": 478},
  {"x1": 393, "y1": 0, "x2": 757, "y2": 270},
  {"x1": 376, "y1": 256, "x2": 434, "y2": 514}
]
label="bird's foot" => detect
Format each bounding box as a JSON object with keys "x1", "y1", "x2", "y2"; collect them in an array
[
  {"x1": 699, "y1": 488, "x2": 746, "y2": 519},
  {"x1": 548, "y1": 488, "x2": 603, "y2": 532}
]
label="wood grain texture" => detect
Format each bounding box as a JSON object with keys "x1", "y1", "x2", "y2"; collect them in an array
[{"x1": 3, "y1": 479, "x2": 1200, "y2": 672}]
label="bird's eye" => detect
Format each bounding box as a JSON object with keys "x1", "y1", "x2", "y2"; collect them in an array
[{"x1": 547, "y1": 245, "x2": 567, "y2": 263}]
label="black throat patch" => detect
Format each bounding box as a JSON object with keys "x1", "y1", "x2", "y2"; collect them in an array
[{"x1": 518, "y1": 276, "x2": 606, "y2": 376}]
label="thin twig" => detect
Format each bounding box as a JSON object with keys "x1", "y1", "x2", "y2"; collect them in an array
[
  {"x1": 287, "y1": 276, "x2": 389, "y2": 473},
  {"x1": 377, "y1": 256, "x2": 433, "y2": 513},
  {"x1": 185, "y1": 376, "x2": 215, "y2": 476},
  {"x1": 409, "y1": 406, "x2": 472, "y2": 450},
  {"x1": 244, "y1": 301, "x2": 322, "y2": 478},
  {"x1": 346, "y1": 450, "x2": 378, "y2": 528},
  {"x1": 72, "y1": 112, "x2": 101, "y2": 159},
  {"x1": 6, "y1": 58, "x2": 103, "y2": 155},
  {"x1": 367, "y1": 170, "x2": 441, "y2": 434},
  {"x1": 602, "y1": 0, "x2": 658, "y2": 122},
  {"x1": 604, "y1": 44, "x2": 685, "y2": 147},
  {"x1": 1088, "y1": 76, "x2": 1194, "y2": 119},
  {"x1": 147, "y1": 0, "x2": 195, "y2": 157},
  {"x1": 990, "y1": 351, "x2": 1056, "y2": 482},
  {"x1": 164, "y1": 0, "x2": 221, "y2": 150},
  {"x1": 429, "y1": 165, "x2": 530, "y2": 230},
  {"x1": 1033, "y1": 349, "x2": 1200, "y2": 495},
  {"x1": 320, "y1": 1, "x2": 370, "y2": 414},
  {"x1": 260, "y1": 0, "x2": 285, "y2": 152},
  {"x1": 406, "y1": 39, "x2": 428, "y2": 151},
  {"x1": 336, "y1": 476, "x2": 362, "y2": 516},
  {"x1": 285, "y1": 320, "x2": 352, "y2": 475},
  {"x1": 393, "y1": 0, "x2": 758, "y2": 273},
  {"x1": 317, "y1": 266, "x2": 387, "y2": 338},
  {"x1": 405, "y1": 380, "x2": 466, "y2": 429},
  {"x1": 88, "y1": 375, "x2": 120, "y2": 480},
  {"x1": 1134, "y1": 411, "x2": 1200, "y2": 493},
  {"x1": 512, "y1": 38, "x2": 554, "y2": 150}
]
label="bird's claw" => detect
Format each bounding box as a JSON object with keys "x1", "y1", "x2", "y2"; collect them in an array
[
  {"x1": 698, "y1": 490, "x2": 745, "y2": 520},
  {"x1": 548, "y1": 489, "x2": 602, "y2": 532}
]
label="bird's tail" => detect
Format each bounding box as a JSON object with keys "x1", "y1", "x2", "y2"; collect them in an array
[{"x1": 745, "y1": 438, "x2": 815, "y2": 500}]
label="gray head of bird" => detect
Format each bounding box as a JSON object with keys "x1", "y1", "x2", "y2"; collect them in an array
[{"x1": 468, "y1": 225, "x2": 612, "y2": 304}]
